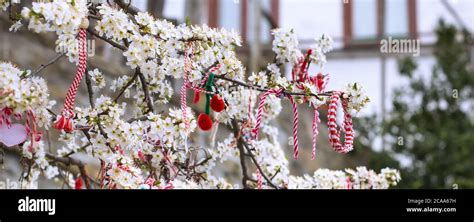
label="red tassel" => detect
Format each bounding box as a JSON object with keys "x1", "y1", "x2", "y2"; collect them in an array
[
  {"x1": 53, "y1": 116, "x2": 74, "y2": 132},
  {"x1": 34, "y1": 132, "x2": 42, "y2": 142},
  {"x1": 210, "y1": 94, "x2": 225, "y2": 112},
  {"x1": 317, "y1": 73, "x2": 324, "y2": 91},
  {"x1": 75, "y1": 177, "x2": 83, "y2": 190},
  {"x1": 299, "y1": 49, "x2": 313, "y2": 82},
  {"x1": 53, "y1": 116, "x2": 66, "y2": 130},
  {"x1": 197, "y1": 113, "x2": 213, "y2": 131},
  {"x1": 193, "y1": 91, "x2": 201, "y2": 104},
  {"x1": 138, "y1": 150, "x2": 145, "y2": 162},
  {"x1": 64, "y1": 119, "x2": 73, "y2": 133}
]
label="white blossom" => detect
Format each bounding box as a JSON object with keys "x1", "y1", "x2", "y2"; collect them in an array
[
  {"x1": 344, "y1": 82, "x2": 371, "y2": 115},
  {"x1": 88, "y1": 68, "x2": 106, "y2": 91},
  {"x1": 248, "y1": 71, "x2": 268, "y2": 87},
  {"x1": 0, "y1": 3, "x2": 395, "y2": 190},
  {"x1": 272, "y1": 28, "x2": 302, "y2": 64}
]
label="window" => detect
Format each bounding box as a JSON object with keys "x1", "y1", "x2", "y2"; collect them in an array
[
  {"x1": 218, "y1": 0, "x2": 241, "y2": 33},
  {"x1": 209, "y1": 0, "x2": 279, "y2": 45},
  {"x1": 343, "y1": 0, "x2": 417, "y2": 47},
  {"x1": 385, "y1": 0, "x2": 409, "y2": 37},
  {"x1": 261, "y1": 0, "x2": 272, "y2": 42},
  {"x1": 352, "y1": 0, "x2": 377, "y2": 40}
]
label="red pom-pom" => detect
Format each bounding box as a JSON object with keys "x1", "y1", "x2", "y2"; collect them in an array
[
  {"x1": 197, "y1": 113, "x2": 213, "y2": 131},
  {"x1": 75, "y1": 177, "x2": 83, "y2": 190},
  {"x1": 210, "y1": 95, "x2": 225, "y2": 112}
]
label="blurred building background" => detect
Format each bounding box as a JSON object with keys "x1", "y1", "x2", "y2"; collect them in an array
[
  {"x1": 1, "y1": 0, "x2": 473, "y2": 188},
  {"x1": 144, "y1": 0, "x2": 474, "y2": 173},
  {"x1": 151, "y1": 0, "x2": 474, "y2": 121}
]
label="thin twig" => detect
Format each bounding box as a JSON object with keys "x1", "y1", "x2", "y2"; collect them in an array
[
  {"x1": 114, "y1": 0, "x2": 140, "y2": 15},
  {"x1": 45, "y1": 153, "x2": 92, "y2": 189},
  {"x1": 241, "y1": 140, "x2": 281, "y2": 189},
  {"x1": 270, "y1": 168, "x2": 281, "y2": 181},
  {"x1": 113, "y1": 71, "x2": 138, "y2": 103},
  {"x1": 136, "y1": 68, "x2": 154, "y2": 113},
  {"x1": 30, "y1": 53, "x2": 65, "y2": 77},
  {"x1": 86, "y1": 27, "x2": 127, "y2": 51},
  {"x1": 85, "y1": 67, "x2": 95, "y2": 108},
  {"x1": 65, "y1": 142, "x2": 91, "y2": 157},
  {"x1": 127, "y1": 116, "x2": 148, "y2": 123},
  {"x1": 215, "y1": 75, "x2": 333, "y2": 99}
]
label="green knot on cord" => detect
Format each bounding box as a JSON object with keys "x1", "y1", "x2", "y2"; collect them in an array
[{"x1": 204, "y1": 73, "x2": 215, "y2": 115}]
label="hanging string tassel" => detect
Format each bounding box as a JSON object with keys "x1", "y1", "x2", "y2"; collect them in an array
[
  {"x1": 181, "y1": 43, "x2": 194, "y2": 132},
  {"x1": 311, "y1": 109, "x2": 320, "y2": 160},
  {"x1": 286, "y1": 94, "x2": 299, "y2": 160},
  {"x1": 197, "y1": 79, "x2": 213, "y2": 131},
  {"x1": 193, "y1": 64, "x2": 221, "y2": 105},
  {"x1": 252, "y1": 88, "x2": 284, "y2": 139},
  {"x1": 299, "y1": 49, "x2": 313, "y2": 82},
  {"x1": 327, "y1": 91, "x2": 354, "y2": 153},
  {"x1": 309, "y1": 72, "x2": 330, "y2": 93},
  {"x1": 291, "y1": 49, "x2": 313, "y2": 82},
  {"x1": 193, "y1": 91, "x2": 200, "y2": 104},
  {"x1": 180, "y1": 78, "x2": 190, "y2": 130},
  {"x1": 252, "y1": 88, "x2": 300, "y2": 160},
  {"x1": 181, "y1": 41, "x2": 222, "y2": 132},
  {"x1": 54, "y1": 27, "x2": 88, "y2": 133},
  {"x1": 197, "y1": 74, "x2": 215, "y2": 131},
  {"x1": 309, "y1": 72, "x2": 329, "y2": 160},
  {"x1": 256, "y1": 169, "x2": 263, "y2": 190}
]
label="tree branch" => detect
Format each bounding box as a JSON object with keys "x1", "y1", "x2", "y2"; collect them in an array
[
  {"x1": 231, "y1": 119, "x2": 250, "y2": 189},
  {"x1": 136, "y1": 68, "x2": 155, "y2": 113},
  {"x1": 85, "y1": 67, "x2": 95, "y2": 108},
  {"x1": 214, "y1": 75, "x2": 333, "y2": 99},
  {"x1": 94, "y1": 2, "x2": 331, "y2": 102},
  {"x1": 0, "y1": 145, "x2": 94, "y2": 189},
  {"x1": 45, "y1": 153, "x2": 92, "y2": 189},
  {"x1": 113, "y1": 0, "x2": 140, "y2": 15},
  {"x1": 241, "y1": 139, "x2": 281, "y2": 189},
  {"x1": 86, "y1": 27, "x2": 128, "y2": 51}
]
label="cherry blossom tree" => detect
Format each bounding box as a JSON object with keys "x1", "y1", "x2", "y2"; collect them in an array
[{"x1": 0, "y1": 0, "x2": 400, "y2": 189}]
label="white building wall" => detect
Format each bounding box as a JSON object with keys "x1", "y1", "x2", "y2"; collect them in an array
[
  {"x1": 136, "y1": 0, "x2": 471, "y2": 117},
  {"x1": 280, "y1": 0, "x2": 472, "y2": 116}
]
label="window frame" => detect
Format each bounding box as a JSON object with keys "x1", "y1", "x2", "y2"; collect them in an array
[
  {"x1": 208, "y1": 0, "x2": 280, "y2": 45},
  {"x1": 343, "y1": 0, "x2": 418, "y2": 48}
]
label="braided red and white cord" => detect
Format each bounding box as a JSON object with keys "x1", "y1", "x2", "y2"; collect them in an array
[
  {"x1": 256, "y1": 169, "x2": 263, "y2": 189},
  {"x1": 252, "y1": 88, "x2": 300, "y2": 160},
  {"x1": 327, "y1": 91, "x2": 354, "y2": 153},
  {"x1": 54, "y1": 28, "x2": 88, "y2": 133},
  {"x1": 286, "y1": 94, "x2": 299, "y2": 159},
  {"x1": 311, "y1": 109, "x2": 320, "y2": 160},
  {"x1": 180, "y1": 44, "x2": 193, "y2": 131},
  {"x1": 252, "y1": 88, "x2": 283, "y2": 139}
]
